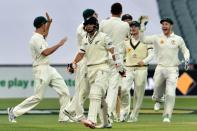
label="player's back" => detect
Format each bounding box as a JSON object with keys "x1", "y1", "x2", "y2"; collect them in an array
[{"x1": 100, "y1": 17, "x2": 130, "y2": 47}]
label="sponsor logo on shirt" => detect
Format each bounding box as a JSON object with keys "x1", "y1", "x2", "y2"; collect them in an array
[
  {"x1": 171, "y1": 40, "x2": 176, "y2": 45},
  {"x1": 95, "y1": 41, "x2": 99, "y2": 44}
]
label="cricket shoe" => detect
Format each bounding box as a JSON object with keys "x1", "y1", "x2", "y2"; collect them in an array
[
  {"x1": 63, "y1": 109, "x2": 78, "y2": 122},
  {"x1": 127, "y1": 116, "x2": 138, "y2": 123},
  {"x1": 95, "y1": 123, "x2": 112, "y2": 128},
  {"x1": 119, "y1": 112, "x2": 129, "y2": 122},
  {"x1": 7, "y1": 107, "x2": 17, "y2": 123},
  {"x1": 80, "y1": 119, "x2": 96, "y2": 129},
  {"x1": 163, "y1": 114, "x2": 171, "y2": 123},
  {"x1": 154, "y1": 102, "x2": 161, "y2": 111}
]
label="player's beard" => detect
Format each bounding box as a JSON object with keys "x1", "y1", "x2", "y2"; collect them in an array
[{"x1": 87, "y1": 28, "x2": 96, "y2": 34}]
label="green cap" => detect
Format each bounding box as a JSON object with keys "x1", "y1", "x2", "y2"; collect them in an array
[
  {"x1": 160, "y1": 17, "x2": 173, "y2": 25},
  {"x1": 83, "y1": 9, "x2": 95, "y2": 20}
]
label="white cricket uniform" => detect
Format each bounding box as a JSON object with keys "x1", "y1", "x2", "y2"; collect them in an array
[
  {"x1": 80, "y1": 31, "x2": 113, "y2": 124},
  {"x1": 12, "y1": 33, "x2": 70, "y2": 121},
  {"x1": 65, "y1": 23, "x2": 89, "y2": 118},
  {"x1": 100, "y1": 17, "x2": 130, "y2": 118},
  {"x1": 142, "y1": 32, "x2": 190, "y2": 118},
  {"x1": 120, "y1": 37, "x2": 153, "y2": 121}
]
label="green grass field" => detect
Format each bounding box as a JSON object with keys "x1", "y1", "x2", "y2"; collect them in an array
[{"x1": 0, "y1": 97, "x2": 197, "y2": 131}]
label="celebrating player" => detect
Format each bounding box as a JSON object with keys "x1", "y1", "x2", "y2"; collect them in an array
[
  {"x1": 8, "y1": 12, "x2": 70, "y2": 123},
  {"x1": 120, "y1": 21, "x2": 153, "y2": 122},
  {"x1": 142, "y1": 17, "x2": 190, "y2": 122},
  {"x1": 99, "y1": 3, "x2": 130, "y2": 122}
]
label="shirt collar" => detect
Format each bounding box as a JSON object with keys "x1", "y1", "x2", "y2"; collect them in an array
[
  {"x1": 164, "y1": 32, "x2": 175, "y2": 38},
  {"x1": 34, "y1": 32, "x2": 44, "y2": 38},
  {"x1": 110, "y1": 17, "x2": 121, "y2": 21}
]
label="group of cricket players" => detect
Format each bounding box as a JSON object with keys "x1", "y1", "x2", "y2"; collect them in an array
[{"x1": 7, "y1": 2, "x2": 190, "y2": 129}]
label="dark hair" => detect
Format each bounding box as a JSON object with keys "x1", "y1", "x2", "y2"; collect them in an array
[
  {"x1": 33, "y1": 16, "x2": 47, "y2": 28},
  {"x1": 111, "y1": 3, "x2": 122, "y2": 15},
  {"x1": 121, "y1": 14, "x2": 133, "y2": 21},
  {"x1": 83, "y1": 17, "x2": 99, "y2": 30},
  {"x1": 129, "y1": 21, "x2": 140, "y2": 28}
]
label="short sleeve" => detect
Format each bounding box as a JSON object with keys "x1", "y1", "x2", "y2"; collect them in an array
[
  {"x1": 104, "y1": 35, "x2": 114, "y2": 49},
  {"x1": 147, "y1": 43, "x2": 154, "y2": 50},
  {"x1": 32, "y1": 37, "x2": 47, "y2": 54},
  {"x1": 79, "y1": 38, "x2": 86, "y2": 53}
]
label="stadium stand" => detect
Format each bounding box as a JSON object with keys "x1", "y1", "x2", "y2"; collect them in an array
[{"x1": 157, "y1": 0, "x2": 197, "y2": 64}]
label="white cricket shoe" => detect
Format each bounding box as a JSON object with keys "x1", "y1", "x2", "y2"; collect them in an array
[
  {"x1": 163, "y1": 117, "x2": 171, "y2": 123},
  {"x1": 163, "y1": 115, "x2": 171, "y2": 123},
  {"x1": 63, "y1": 109, "x2": 78, "y2": 122},
  {"x1": 95, "y1": 121, "x2": 112, "y2": 129},
  {"x1": 154, "y1": 102, "x2": 161, "y2": 111},
  {"x1": 127, "y1": 116, "x2": 138, "y2": 123},
  {"x1": 108, "y1": 115, "x2": 114, "y2": 124},
  {"x1": 119, "y1": 113, "x2": 129, "y2": 122},
  {"x1": 7, "y1": 107, "x2": 17, "y2": 123}
]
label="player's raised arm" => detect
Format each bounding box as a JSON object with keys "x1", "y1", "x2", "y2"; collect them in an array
[
  {"x1": 41, "y1": 36, "x2": 67, "y2": 56},
  {"x1": 43, "y1": 12, "x2": 52, "y2": 38}
]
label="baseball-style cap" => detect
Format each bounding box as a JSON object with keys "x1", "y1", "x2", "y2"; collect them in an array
[
  {"x1": 121, "y1": 14, "x2": 133, "y2": 21},
  {"x1": 83, "y1": 9, "x2": 95, "y2": 20},
  {"x1": 130, "y1": 21, "x2": 140, "y2": 27},
  {"x1": 33, "y1": 16, "x2": 47, "y2": 28},
  {"x1": 160, "y1": 17, "x2": 174, "y2": 25}
]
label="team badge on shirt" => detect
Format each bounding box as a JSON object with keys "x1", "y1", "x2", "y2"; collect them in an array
[
  {"x1": 160, "y1": 39, "x2": 164, "y2": 44},
  {"x1": 127, "y1": 48, "x2": 131, "y2": 52}
]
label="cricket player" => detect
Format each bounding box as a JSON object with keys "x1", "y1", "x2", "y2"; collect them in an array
[
  {"x1": 67, "y1": 17, "x2": 125, "y2": 129},
  {"x1": 99, "y1": 3, "x2": 130, "y2": 122},
  {"x1": 118, "y1": 15, "x2": 150, "y2": 122},
  {"x1": 64, "y1": 9, "x2": 98, "y2": 120},
  {"x1": 7, "y1": 13, "x2": 70, "y2": 123},
  {"x1": 142, "y1": 17, "x2": 190, "y2": 122},
  {"x1": 121, "y1": 14, "x2": 133, "y2": 25},
  {"x1": 120, "y1": 21, "x2": 153, "y2": 122}
]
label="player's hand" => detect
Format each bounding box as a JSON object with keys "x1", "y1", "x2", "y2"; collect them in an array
[
  {"x1": 59, "y1": 37, "x2": 68, "y2": 46},
  {"x1": 138, "y1": 61, "x2": 145, "y2": 66},
  {"x1": 184, "y1": 60, "x2": 190, "y2": 70},
  {"x1": 66, "y1": 63, "x2": 77, "y2": 74},
  {"x1": 139, "y1": 16, "x2": 149, "y2": 25},
  {"x1": 115, "y1": 64, "x2": 126, "y2": 77},
  {"x1": 46, "y1": 12, "x2": 52, "y2": 23}
]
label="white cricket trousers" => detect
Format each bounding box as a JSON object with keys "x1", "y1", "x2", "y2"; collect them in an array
[
  {"x1": 152, "y1": 65, "x2": 179, "y2": 118},
  {"x1": 87, "y1": 64, "x2": 110, "y2": 124},
  {"x1": 106, "y1": 63, "x2": 121, "y2": 117},
  {"x1": 65, "y1": 59, "x2": 89, "y2": 118},
  {"x1": 12, "y1": 65, "x2": 70, "y2": 121},
  {"x1": 121, "y1": 67, "x2": 147, "y2": 119}
]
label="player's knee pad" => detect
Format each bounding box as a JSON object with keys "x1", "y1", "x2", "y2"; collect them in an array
[
  {"x1": 89, "y1": 82, "x2": 105, "y2": 100},
  {"x1": 89, "y1": 88, "x2": 102, "y2": 100}
]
